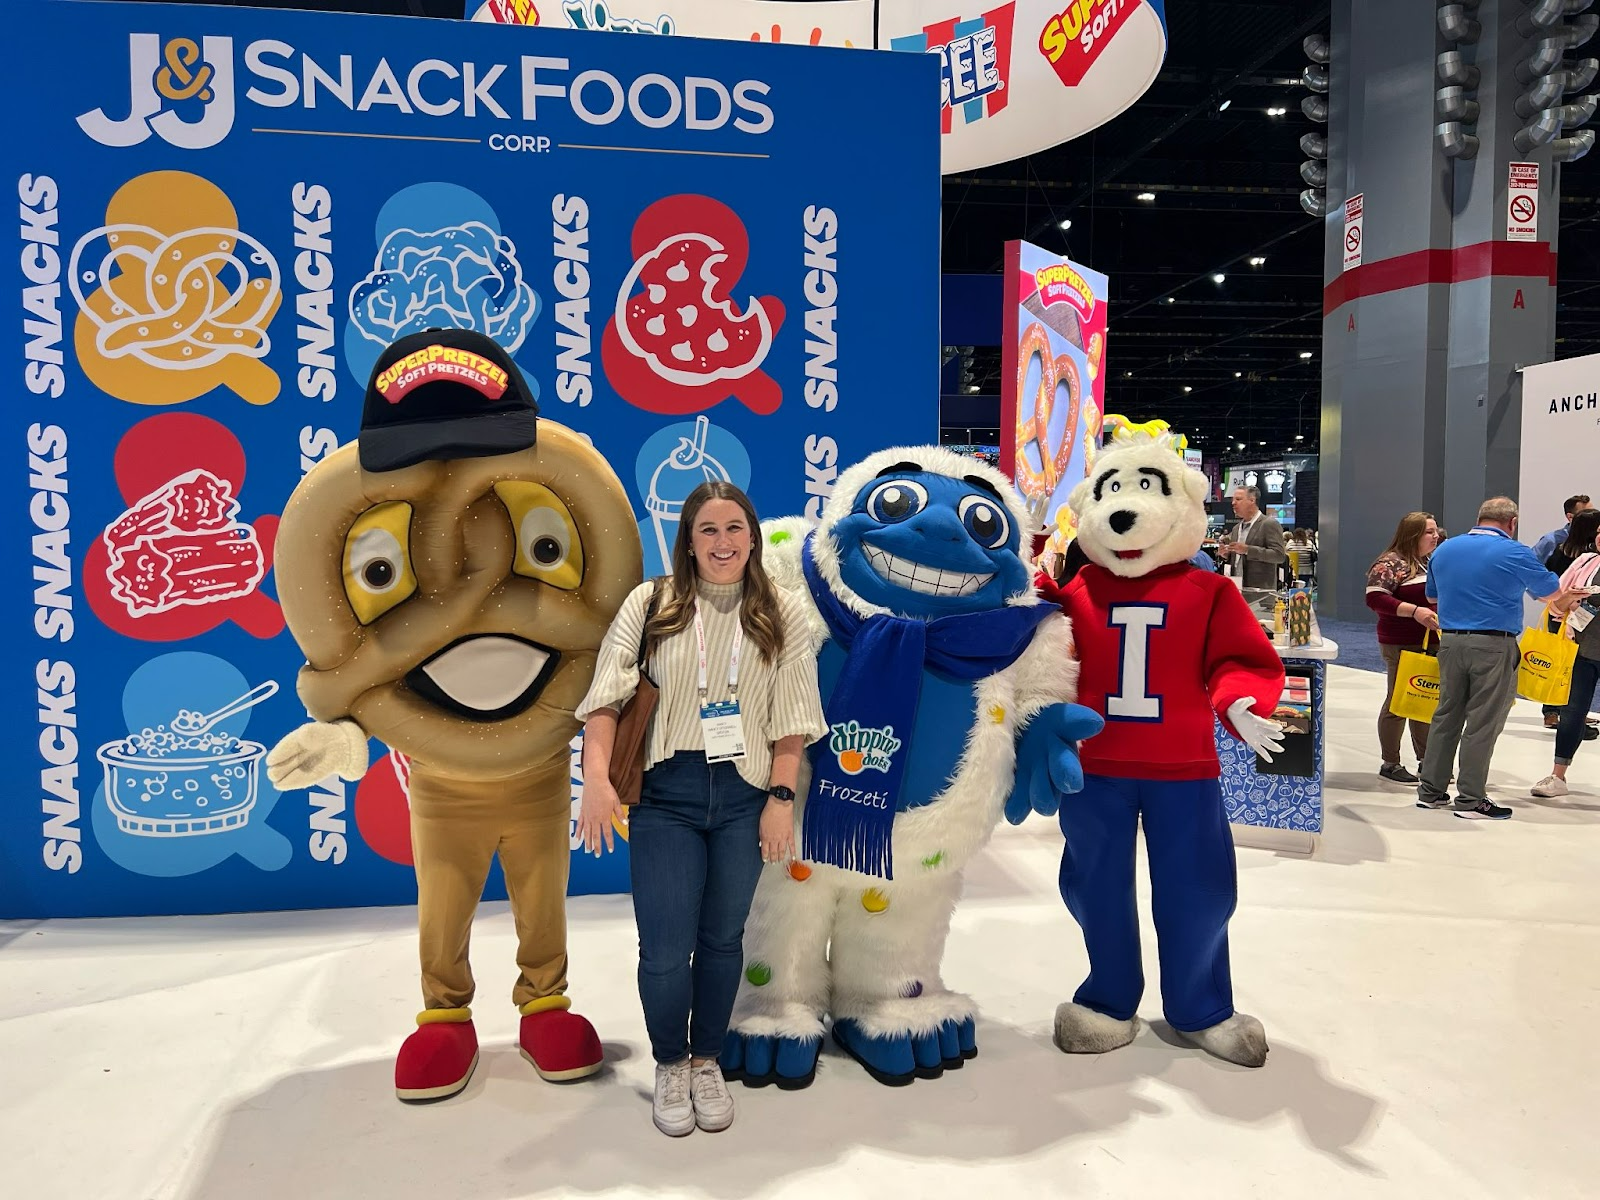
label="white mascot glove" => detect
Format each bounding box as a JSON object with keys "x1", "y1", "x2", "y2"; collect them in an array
[
  {"x1": 1226, "y1": 697, "x2": 1286, "y2": 763},
  {"x1": 266, "y1": 719, "x2": 370, "y2": 791}
]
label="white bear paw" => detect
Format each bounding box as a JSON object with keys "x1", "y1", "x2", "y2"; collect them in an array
[
  {"x1": 1175, "y1": 1012, "x2": 1268, "y2": 1068},
  {"x1": 1052, "y1": 1002, "x2": 1139, "y2": 1054}
]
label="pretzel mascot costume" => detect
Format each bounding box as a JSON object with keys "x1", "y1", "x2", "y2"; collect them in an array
[
  {"x1": 1023, "y1": 428, "x2": 1285, "y2": 1068},
  {"x1": 267, "y1": 329, "x2": 641, "y2": 1101}
]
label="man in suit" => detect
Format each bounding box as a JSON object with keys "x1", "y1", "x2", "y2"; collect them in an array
[{"x1": 1218, "y1": 486, "x2": 1287, "y2": 598}]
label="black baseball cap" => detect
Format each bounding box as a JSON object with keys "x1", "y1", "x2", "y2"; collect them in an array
[{"x1": 358, "y1": 328, "x2": 538, "y2": 473}]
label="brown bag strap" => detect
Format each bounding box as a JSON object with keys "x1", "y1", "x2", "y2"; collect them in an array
[{"x1": 636, "y1": 578, "x2": 664, "y2": 669}]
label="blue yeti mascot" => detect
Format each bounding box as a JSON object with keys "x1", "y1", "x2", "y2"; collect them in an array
[{"x1": 719, "y1": 446, "x2": 1102, "y2": 1087}]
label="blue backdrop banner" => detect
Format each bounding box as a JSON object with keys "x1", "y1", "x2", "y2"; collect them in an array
[{"x1": 4, "y1": 0, "x2": 941, "y2": 917}]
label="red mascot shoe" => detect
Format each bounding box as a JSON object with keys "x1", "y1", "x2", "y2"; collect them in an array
[
  {"x1": 518, "y1": 997, "x2": 603, "y2": 1082},
  {"x1": 395, "y1": 1009, "x2": 479, "y2": 1102}
]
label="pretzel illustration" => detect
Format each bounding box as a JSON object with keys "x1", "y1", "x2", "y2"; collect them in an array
[
  {"x1": 70, "y1": 225, "x2": 279, "y2": 370},
  {"x1": 1014, "y1": 321, "x2": 1082, "y2": 498}
]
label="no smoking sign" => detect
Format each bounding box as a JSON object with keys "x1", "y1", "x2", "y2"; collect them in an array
[
  {"x1": 1342, "y1": 192, "x2": 1364, "y2": 272},
  {"x1": 1508, "y1": 162, "x2": 1540, "y2": 242}
]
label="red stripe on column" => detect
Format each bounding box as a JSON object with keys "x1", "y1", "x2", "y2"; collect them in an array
[{"x1": 1323, "y1": 241, "x2": 1558, "y2": 314}]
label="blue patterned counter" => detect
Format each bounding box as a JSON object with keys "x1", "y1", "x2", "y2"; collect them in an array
[{"x1": 1215, "y1": 639, "x2": 1339, "y2": 854}]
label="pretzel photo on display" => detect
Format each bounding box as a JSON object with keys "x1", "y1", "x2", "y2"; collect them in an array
[{"x1": 1014, "y1": 320, "x2": 1082, "y2": 501}]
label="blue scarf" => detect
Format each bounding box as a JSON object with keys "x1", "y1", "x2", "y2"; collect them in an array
[{"x1": 800, "y1": 533, "x2": 1054, "y2": 878}]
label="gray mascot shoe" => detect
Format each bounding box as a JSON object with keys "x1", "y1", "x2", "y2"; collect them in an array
[
  {"x1": 1174, "y1": 1012, "x2": 1269, "y2": 1067},
  {"x1": 1053, "y1": 1002, "x2": 1140, "y2": 1054}
]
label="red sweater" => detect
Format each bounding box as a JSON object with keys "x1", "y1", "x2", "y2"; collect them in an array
[{"x1": 1044, "y1": 563, "x2": 1286, "y2": 781}]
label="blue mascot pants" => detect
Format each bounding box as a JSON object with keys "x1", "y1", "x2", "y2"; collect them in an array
[{"x1": 1058, "y1": 774, "x2": 1237, "y2": 1033}]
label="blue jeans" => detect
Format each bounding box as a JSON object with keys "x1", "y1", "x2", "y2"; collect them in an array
[
  {"x1": 1555, "y1": 655, "x2": 1600, "y2": 765},
  {"x1": 630, "y1": 752, "x2": 766, "y2": 1064}
]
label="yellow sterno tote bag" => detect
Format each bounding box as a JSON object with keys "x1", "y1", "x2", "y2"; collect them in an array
[
  {"x1": 1518, "y1": 608, "x2": 1576, "y2": 705},
  {"x1": 1389, "y1": 631, "x2": 1441, "y2": 722}
]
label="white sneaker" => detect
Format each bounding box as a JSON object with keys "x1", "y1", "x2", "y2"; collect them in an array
[
  {"x1": 689, "y1": 1060, "x2": 735, "y2": 1132},
  {"x1": 652, "y1": 1058, "x2": 694, "y2": 1137},
  {"x1": 1532, "y1": 774, "x2": 1569, "y2": 798}
]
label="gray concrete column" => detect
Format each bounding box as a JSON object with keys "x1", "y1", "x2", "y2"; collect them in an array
[{"x1": 1318, "y1": 0, "x2": 1584, "y2": 619}]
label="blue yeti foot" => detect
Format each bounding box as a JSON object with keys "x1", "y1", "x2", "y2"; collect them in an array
[
  {"x1": 720, "y1": 1031, "x2": 821, "y2": 1090},
  {"x1": 832, "y1": 1019, "x2": 916, "y2": 1086}
]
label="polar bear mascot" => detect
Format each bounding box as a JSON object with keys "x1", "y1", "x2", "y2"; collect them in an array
[
  {"x1": 720, "y1": 446, "x2": 1103, "y2": 1088},
  {"x1": 1021, "y1": 427, "x2": 1285, "y2": 1068}
]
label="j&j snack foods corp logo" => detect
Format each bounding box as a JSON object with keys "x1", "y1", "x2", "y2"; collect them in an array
[
  {"x1": 889, "y1": 4, "x2": 1016, "y2": 132},
  {"x1": 828, "y1": 721, "x2": 901, "y2": 775},
  {"x1": 1035, "y1": 264, "x2": 1097, "y2": 321},
  {"x1": 1039, "y1": 0, "x2": 1144, "y2": 88},
  {"x1": 79, "y1": 36, "x2": 236, "y2": 150}
]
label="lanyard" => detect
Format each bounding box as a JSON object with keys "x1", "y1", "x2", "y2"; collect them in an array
[{"x1": 693, "y1": 601, "x2": 742, "y2": 699}]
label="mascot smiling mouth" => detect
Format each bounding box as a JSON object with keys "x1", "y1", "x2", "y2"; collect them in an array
[
  {"x1": 862, "y1": 544, "x2": 995, "y2": 597},
  {"x1": 405, "y1": 633, "x2": 561, "y2": 722}
]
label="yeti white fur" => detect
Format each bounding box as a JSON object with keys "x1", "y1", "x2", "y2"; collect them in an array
[{"x1": 729, "y1": 446, "x2": 1079, "y2": 1056}]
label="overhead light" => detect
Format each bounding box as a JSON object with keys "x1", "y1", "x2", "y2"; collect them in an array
[
  {"x1": 1136, "y1": 191, "x2": 1156, "y2": 202},
  {"x1": 1299, "y1": 351, "x2": 1314, "y2": 359},
  {"x1": 967, "y1": 385, "x2": 980, "y2": 394},
  {"x1": 1058, "y1": 218, "x2": 1072, "y2": 231},
  {"x1": 1125, "y1": 370, "x2": 1133, "y2": 377},
  {"x1": 1267, "y1": 106, "x2": 1288, "y2": 117},
  {"x1": 1258, "y1": 441, "x2": 1267, "y2": 446},
  {"x1": 1236, "y1": 442, "x2": 1246, "y2": 450},
  {"x1": 1294, "y1": 434, "x2": 1305, "y2": 441},
  {"x1": 1249, "y1": 256, "x2": 1266, "y2": 266},
  {"x1": 1183, "y1": 386, "x2": 1193, "y2": 393},
  {"x1": 1212, "y1": 273, "x2": 1226, "y2": 284},
  {"x1": 1234, "y1": 371, "x2": 1243, "y2": 378},
  {"x1": 1164, "y1": 296, "x2": 1176, "y2": 304},
  {"x1": 1218, "y1": 99, "x2": 1232, "y2": 112}
]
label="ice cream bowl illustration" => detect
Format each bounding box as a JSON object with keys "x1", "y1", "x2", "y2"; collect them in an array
[{"x1": 98, "y1": 729, "x2": 265, "y2": 837}]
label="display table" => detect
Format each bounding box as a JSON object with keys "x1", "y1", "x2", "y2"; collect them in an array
[{"x1": 1216, "y1": 638, "x2": 1340, "y2": 857}]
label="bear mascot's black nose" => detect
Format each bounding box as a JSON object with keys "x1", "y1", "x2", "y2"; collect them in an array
[{"x1": 1109, "y1": 510, "x2": 1138, "y2": 535}]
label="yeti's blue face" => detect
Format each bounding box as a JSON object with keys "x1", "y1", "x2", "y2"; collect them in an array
[{"x1": 831, "y1": 467, "x2": 1029, "y2": 616}]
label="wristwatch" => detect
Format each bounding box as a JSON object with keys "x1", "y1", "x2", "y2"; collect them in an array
[{"x1": 767, "y1": 785, "x2": 796, "y2": 804}]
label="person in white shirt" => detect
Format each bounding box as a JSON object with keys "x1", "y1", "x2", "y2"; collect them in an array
[{"x1": 576, "y1": 482, "x2": 824, "y2": 1138}]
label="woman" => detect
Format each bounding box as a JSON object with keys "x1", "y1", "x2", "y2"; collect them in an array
[
  {"x1": 575, "y1": 482, "x2": 824, "y2": 1138},
  {"x1": 1547, "y1": 508, "x2": 1600, "y2": 578},
  {"x1": 1532, "y1": 522, "x2": 1600, "y2": 799},
  {"x1": 1365, "y1": 512, "x2": 1440, "y2": 783}
]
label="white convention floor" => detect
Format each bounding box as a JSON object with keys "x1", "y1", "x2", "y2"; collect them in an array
[{"x1": 5, "y1": 663, "x2": 1599, "y2": 1199}]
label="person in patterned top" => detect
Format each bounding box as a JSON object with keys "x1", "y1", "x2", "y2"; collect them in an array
[{"x1": 1365, "y1": 512, "x2": 1440, "y2": 783}]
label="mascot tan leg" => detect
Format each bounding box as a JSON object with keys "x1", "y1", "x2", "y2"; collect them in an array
[
  {"x1": 399, "y1": 777, "x2": 500, "y2": 1102},
  {"x1": 497, "y1": 756, "x2": 604, "y2": 1082}
]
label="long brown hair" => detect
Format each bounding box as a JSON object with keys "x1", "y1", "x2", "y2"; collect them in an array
[
  {"x1": 1382, "y1": 511, "x2": 1436, "y2": 573},
  {"x1": 643, "y1": 482, "x2": 785, "y2": 665},
  {"x1": 1559, "y1": 508, "x2": 1600, "y2": 562}
]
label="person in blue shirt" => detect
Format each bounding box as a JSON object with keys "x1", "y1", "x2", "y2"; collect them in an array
[
  {"x1": 1532, "y1": 493, "x2": 1591, "y2": 568},
  {"x1": 1417, "y1": 497, "x2": 1578, "y2": 820}
]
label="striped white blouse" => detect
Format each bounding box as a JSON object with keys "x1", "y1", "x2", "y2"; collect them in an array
[{"x1": 576, "y1": 577, "x2": 827, "y2": 790}]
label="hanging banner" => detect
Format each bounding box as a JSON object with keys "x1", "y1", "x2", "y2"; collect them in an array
[
  {"x1": 470, "y1": 0, "x2": 1169, "y2": 173},
  {"x1": 3, "y1": 0, "x2": 940, "y2": 918},
  {"x1": 1508, "y1": 161, "x2": 1540, "y2": 243},
  {"x1": 1342, "y1": 192, "x2": 1364, "y2": 272},
  {"x1": 999, "y1": 240, "x2": 1108, "y2": 549}
]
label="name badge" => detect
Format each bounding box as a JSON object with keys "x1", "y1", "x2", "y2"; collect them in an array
[{"x1": 700, "y1": 699, "x2": 746, "y2": 763}]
